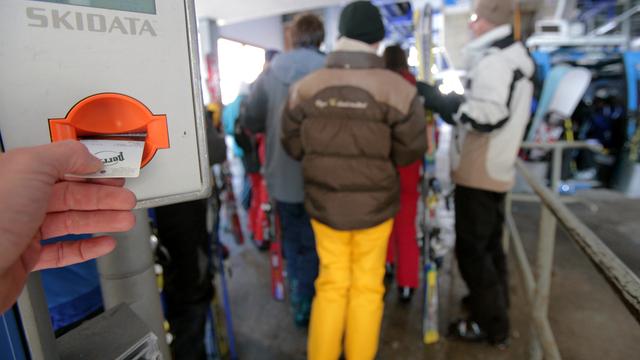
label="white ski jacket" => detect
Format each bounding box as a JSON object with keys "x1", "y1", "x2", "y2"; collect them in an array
[{"x1": 447, "y1": 25, "x2": 534, "y2": 193}]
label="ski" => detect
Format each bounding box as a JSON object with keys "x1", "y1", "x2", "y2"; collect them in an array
[
  {"x1": 205, "y1": 188, "x2": 237, "y2": 360},
  {"x1": 221, "y1": 161, "x2": 244, "y2": 245},
  {"x1": 267, "y1": 203, "x2": 286, "y2": 301},
  {"x1": 416, "y1": 3, "x2": 440, "y2": 345},
  {"x1": 259, "y1": 176, "x2": 272, "y2": 249},
  {"x1": 423, "y1": 179, "x2": 440, "y2": 345},
  {"x1": 214, "y1": 236, "x2": 238, "y2": 360},
  {"x1": 207, "y1": 281, "x2": 231, "y2": 360},
  {"x1": 211, "y1": 195, "x2": 238, "y2": 359}
]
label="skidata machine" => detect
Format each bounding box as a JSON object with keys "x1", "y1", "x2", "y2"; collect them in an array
[{"x1": 0, "y1": 0, "x2": 210, "y2": 207}]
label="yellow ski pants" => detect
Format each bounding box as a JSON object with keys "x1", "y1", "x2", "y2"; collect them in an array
[{"x1": 308, "y1": 218, "x2": 394, "y2": 360}]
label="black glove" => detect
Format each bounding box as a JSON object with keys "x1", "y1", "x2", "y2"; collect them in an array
[{"x1": 417, "y1": 81, "x2": 464, "y2": 125}]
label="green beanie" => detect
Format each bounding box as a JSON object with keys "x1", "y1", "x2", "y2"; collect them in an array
[{"x1": 339, "y1": 1, "x2": 386, "y2": 44}]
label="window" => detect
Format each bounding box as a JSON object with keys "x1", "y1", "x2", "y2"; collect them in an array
[{"x1": 217, "y1": 39, "x2": 266, "y2": 105}]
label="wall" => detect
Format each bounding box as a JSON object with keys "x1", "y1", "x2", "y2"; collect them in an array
[
  {"x1": 195, "y1": 0, "x2": 345, "y2": 24},
  {"x1": 219, "y1": 15, "x2": 285, "y2": 50},
  {"x1": 216, "y1": 6, "x2": 342, "y2": 53}
]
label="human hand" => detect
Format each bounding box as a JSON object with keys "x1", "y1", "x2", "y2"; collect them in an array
[{"x1": 0, "y1": 141, "x2": 137, "y2": 312}]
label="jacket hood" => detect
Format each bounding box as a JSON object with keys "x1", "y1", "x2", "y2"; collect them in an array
[{"x1": 269, "y1": 48, "x2": 325, "y2": 85}]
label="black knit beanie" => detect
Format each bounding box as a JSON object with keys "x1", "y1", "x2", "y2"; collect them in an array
[{"x1": 339, "y1": 1, "x2": 386, "y2": 44}]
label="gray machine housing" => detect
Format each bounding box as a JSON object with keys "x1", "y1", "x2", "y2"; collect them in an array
[{"x1": 0, "y1": 0, "x2": 211, "y2": 208}]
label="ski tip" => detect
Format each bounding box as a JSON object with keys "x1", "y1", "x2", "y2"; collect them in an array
[{"x1": 423, "y1": 331, "x2": 440, "y2": 345}]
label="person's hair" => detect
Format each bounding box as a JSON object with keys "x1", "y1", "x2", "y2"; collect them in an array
[
  {"x1": 290, "y1": 13, "x2": 325, "y2": 49},
  {"x1": 383, "y1": 45, "x2": 409, "y2": 73}
]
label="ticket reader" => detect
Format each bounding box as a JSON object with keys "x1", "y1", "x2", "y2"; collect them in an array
[
  {"x1": 0, "y1": 0, "x2": 211, "y2": 208},
  {"x1": 0, "y1": 1, "x2": 211, "y2": 359}
]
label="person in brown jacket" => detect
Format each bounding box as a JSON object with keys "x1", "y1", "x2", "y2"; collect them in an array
[{"x1": 281, "y1": 2, "x2": 426, "y2": 359}]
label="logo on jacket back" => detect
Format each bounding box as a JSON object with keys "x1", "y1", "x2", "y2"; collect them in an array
[
  {"x1": 315, "y1": 98, "x2": 368, "y2": 110},
  {"x1": 26, "y1": 7, "x2": 157, "y2": 36}
]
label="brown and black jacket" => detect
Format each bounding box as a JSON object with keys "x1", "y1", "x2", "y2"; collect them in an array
[{"x1": 281, "y1": 38, "x2": 427, "y2": 231}]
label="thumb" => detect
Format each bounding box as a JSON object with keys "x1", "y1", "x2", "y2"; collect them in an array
[{"x1": 33, "y1": 141, "x2": 103, "y2": 180}]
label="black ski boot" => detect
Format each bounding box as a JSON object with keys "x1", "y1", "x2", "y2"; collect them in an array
[
  {"x1": 448, "y1": 319, "x2": 486, "y2": 342},
  {"x1": 448, "y1": 319, "x2": 509, "y2": 349},
  {"x1": 398, "y1": 286, "x2": 414, "y2": 303}
]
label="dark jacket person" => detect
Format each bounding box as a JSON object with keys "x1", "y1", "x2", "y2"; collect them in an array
[{"x1": 241, "y1": 13, "x2": 325, "y2": 327}]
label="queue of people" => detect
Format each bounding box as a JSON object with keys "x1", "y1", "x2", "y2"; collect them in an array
[
  {"x1": 0, "y1": 0, "x2": 532, "y2": 358},
  {"x1": 280, "y1": 2, "x2": 427, "y2": 357},
  {"x1": 232, "y1": 0, "x2": 531, "y2": 356}
]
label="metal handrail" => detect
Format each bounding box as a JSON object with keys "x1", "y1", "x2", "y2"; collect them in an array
[
  {"x1": 588, "y1": 4, "x2": 640, "y2": 36},
  {"x1": 520, "y1": 141, "x2": 602, "y2": 151},
  {"x1": 506, "y1": 157, "x2": 640, "y2": 360},
  {"x1": 516, "y1": 159, "x2": 640, "y2": 319}
]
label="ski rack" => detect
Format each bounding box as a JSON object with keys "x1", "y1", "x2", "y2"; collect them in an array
[
  {"x1": 528, "y1": 2, "x2": 639, "y2": 50},
  {"x1": 624, "y1": 52, "x2": 640, "y2": 162},
  {"x1": 527, "y1": 44, "x2": 640, "y2": 196},
  {"x1": 526, "y1": 34, "x2": 628, "y2": 49}
]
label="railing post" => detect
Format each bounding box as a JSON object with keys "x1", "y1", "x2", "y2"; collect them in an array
[
  {"x1": 530, "y1": 205, "x2": 559, "y2": 360},
  {"x1": 530, "y1": 147, "x2": 562, "y2": 360},
  {"x1": 550, "y1": 146, "x2": 563, "y2": 193}
]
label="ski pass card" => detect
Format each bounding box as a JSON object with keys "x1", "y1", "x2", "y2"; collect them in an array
[{"x1": 74, "y1": 139, "x2": 145, "y2": 178}]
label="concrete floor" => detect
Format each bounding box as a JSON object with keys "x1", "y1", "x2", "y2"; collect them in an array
[
  {"x1": 220, "y1": 220, "x2": 530, "y2": 360},
  {"x1": 216, "y1": 186, "x2": 640, "y2": 360}
]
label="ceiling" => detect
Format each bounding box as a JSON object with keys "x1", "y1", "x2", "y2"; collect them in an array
[
  {"x1": 195, "y1": 0, "x2": 348, "y2": 24},
  {"x1": 193, "y1": 0, "x2": 551, "y2": 24}
]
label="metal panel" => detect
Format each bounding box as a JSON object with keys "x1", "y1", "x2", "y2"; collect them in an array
[
  {"x1": 97, "y1": 209, "x2": 170, "y2": 359},
  {"x1": 0, "y1": 308, "x2": 28, "y2": 360},
  {"x1": 17, "y1": 274, "x2": 59, "y2": 360}
]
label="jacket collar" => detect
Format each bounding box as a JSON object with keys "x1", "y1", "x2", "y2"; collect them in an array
[
  {"x1": 464, "y1": 24, "x2": 513, "y2": 53},
  {"x1": 461, "y1": 24, "x2": 513, "y2": 70},
  {"x1": 326, "y1": 37, "x2": 384, "y2": 69},
  {"x1": 490, "y1": 33, "x2": 515, "y2": 50},
  {"x1": 333, "y1": 37, "x2": 377, "y2": 53}
]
